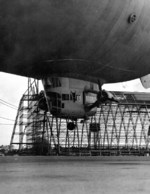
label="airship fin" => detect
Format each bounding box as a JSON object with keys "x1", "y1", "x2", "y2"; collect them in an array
[{"x1": 140, "y1": 74, "x2": 150, "y2": 89}]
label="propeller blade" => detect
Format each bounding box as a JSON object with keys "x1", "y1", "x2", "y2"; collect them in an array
[
  {"x1": 97, "y1": 79, "x2": 102, "y2": 92},
  {"x1": 85, "y1": 101, "x2": 99, "y2": 111}
]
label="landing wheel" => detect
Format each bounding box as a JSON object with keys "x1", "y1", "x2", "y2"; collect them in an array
[{"x1": 67, "y1": 122, "x2": 76, "y2": 130}]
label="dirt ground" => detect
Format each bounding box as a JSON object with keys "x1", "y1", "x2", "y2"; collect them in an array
[{"x1": 0, "y1": 156, "x2": 150, "y2": 194}]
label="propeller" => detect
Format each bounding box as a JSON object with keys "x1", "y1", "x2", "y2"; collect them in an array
[
  {"x1": 85, "y1": 80, "x2": 119, "y2": 111},
  {"x1": 84, "y1": 80, "x2": 102, "y2": 111}
]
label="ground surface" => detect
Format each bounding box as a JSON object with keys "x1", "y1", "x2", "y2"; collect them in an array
[{"x1": 0, "y1": 156, "x2": 150, "y2": 194}]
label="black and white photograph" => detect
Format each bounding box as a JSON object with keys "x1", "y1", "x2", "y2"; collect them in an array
[{"x1": 1, "y1": 1, "x2": 150, "y2": 193}]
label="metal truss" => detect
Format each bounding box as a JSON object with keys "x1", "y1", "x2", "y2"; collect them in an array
[{"x1": 10, "y1": 81, "x2": 150, "y2": 156}]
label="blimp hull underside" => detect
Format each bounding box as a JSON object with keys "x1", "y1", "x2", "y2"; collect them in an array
[{"x1": 1, "y1": 0, "x2": 150, "y2": 83}]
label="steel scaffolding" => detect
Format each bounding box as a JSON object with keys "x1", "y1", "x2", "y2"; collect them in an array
[{"x1": 10, "y1": 80, "x2": 150, "y2": 156}]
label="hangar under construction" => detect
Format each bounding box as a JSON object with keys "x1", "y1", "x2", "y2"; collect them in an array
[{"x1": 10, "y1": 79, "x2": 150, "y2": 156}]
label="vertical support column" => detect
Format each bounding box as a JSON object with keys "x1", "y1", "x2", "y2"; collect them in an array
[
  {"x1": 19, "y1": 99, "x2": 25, "y2": 151},
  {"x1": 47, "y1": 115, "x2": 57, "y2": 154},
  {"x1": 65, "y1": 119, "x2": 70, "y2": 155},
  {"x1": 56, "y1": 118, "x2": 61, "y2": 155},
  {"x1": 80, "y1": 122, "x2": 85, "y2": 149},
  {"x1": 76, "y1": 122, "x2": 80, "y2": 151}
]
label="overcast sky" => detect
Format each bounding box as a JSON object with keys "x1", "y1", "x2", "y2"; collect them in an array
[{"x1": 0, "y1": 72, "x2": 150, "y2": 145}]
